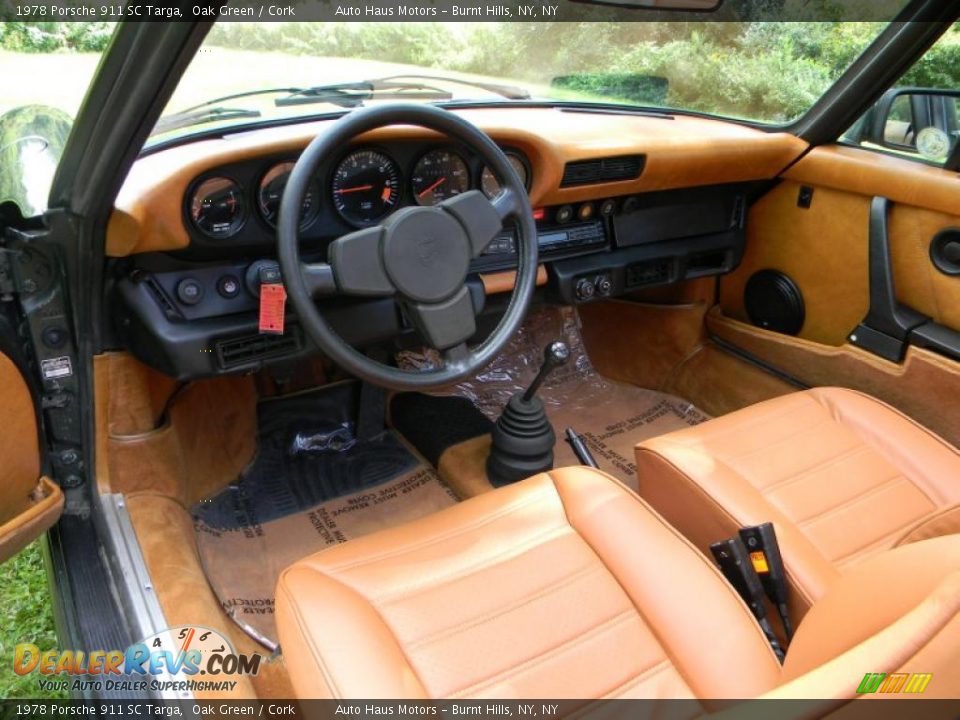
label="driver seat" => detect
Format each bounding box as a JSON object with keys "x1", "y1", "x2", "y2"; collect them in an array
[{"x1": 275, "y1": 467, "x2": 960, "y2": 701}]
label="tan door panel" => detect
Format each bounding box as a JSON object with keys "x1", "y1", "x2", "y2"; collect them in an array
[
  {"x1": 706, "y1": 308, "x2": 960, "y2": 448},
  {"x1": 720, "y1": 180, "x2": 870, "y2": 346},
  {"x1": 0, "y1": 352, "x2": 61, "y2": 563},
  {"x1": 889, "y1": 203, "x2": 960, "y2": 332},
  {"x1": 722, "y1": 145, "x2": 960, "y2": 346},
  {"x1": 0, "y1": 477, "x2": 63, "y2": 564}
]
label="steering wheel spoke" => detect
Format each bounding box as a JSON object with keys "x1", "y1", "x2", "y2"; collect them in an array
[
  {"x1": 406, "y1": 286, "x2": 477, "y2": 351},
  {"x1": 441, "y1": 190, "x2": 505, "y2": 258},
  {"x1": 301, "y1": 262, "x2": 337, "y2": 296},
  {"x1": 443, "y1": 342, "x2": 471, "y2": 369},
  {"x1": 492, "y1": 187, "x2": 521, "y2": 223},
  {"x1": 328, "y1": 226, "x2": 395, "y2": 296}
]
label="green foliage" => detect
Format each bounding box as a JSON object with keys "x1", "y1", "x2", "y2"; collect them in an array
[
  {"x1": 0, "y1": 21, "x2": 113, "y2": 52},
  {"x1": 203, "y1": 21, "x2": 902, "y2": 122},
  {"x1": 901, "y1": 34, "x2": 960, "y2": 90},
  {"x1": 0, "y1": 542, "x2": 66, "y2": 699}
]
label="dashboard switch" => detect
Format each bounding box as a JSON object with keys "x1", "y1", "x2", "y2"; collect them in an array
[
  {"x1": 556, "y1": 205, "x2": 574, "y2": 224},
  {"x1": 575, "y1": 277, "x2": 596, "y2": 302},
  {"x1": 245, "y1": 260, "x2": 283, "y2": 297},
  {"x1": 217, "y1": 275, "x2": 242, "y2": 299},
  {"x1": 177, "y1": 278, "x2": 204, "y2": 306},
  {"x1": 596, "y1": 274, "x2": 613, "y2": 296}
]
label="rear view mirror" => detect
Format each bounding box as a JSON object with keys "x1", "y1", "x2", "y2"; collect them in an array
[{"x1": 858, "y1": 87, "x2": 960, "y2": 164}]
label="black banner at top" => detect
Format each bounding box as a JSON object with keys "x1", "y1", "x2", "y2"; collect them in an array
[{"x1": 0, "y1": 0, "x2": 948, "y2": 23}]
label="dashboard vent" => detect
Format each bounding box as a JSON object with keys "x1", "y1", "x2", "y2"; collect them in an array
[
  {"x1": 625, "y1": 259, "x2": 672, "y2": 288},
  {"x1": 215, "y1": 330, "x2": 301, "y2": 370},
  {"x1": 560, "y1": 155, "x2": 645, "y2": 187}
]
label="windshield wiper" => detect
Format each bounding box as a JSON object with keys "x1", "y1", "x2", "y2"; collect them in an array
[
  {"x1": 275, "y1": 80, "x2": 453, "y2": 108},
  {"x1": 372, "y1": 75, "x2": 531, "y2": 100},
  {"x1": 153, "y1": 75, "x2": 532, "y2": 135},
  {"x1": 153, "y1": 106, "x2": 262, "y2": 135},
  {"x1": 275, "y1": 76, "x2": 530, "y2": 109}
]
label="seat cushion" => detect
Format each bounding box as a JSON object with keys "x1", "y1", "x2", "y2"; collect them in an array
[
  {"x1": 635, "y1": 387, "x2": 960, "y2": 615},
  {"x1": 275, "y1": 467, "x2": 781, "y2": 700}
]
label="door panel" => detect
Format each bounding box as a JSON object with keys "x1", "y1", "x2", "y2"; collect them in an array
[
  {"x1": 0, "y1": 351, "x2": 62, "y2": 563},
  {"x1": 722, "y1": 145, "x2": 960, "y2": 345},
  {"x1": 707, "y1": 308, "x2": 960, "y2": 447},
  {"x1": 716, "y1": 144, "x2": 960, "y2": 442},
  {"x1": 720, "y1": 179, "x2": 870, "y2": 346},
  {"x1": 889, "y1": 203, "x2": 960, "y2": 332}
]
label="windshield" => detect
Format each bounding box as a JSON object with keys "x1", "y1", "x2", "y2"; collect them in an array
[{"x1": 152, "y1": 21, "x2": 896, "y2": 144}]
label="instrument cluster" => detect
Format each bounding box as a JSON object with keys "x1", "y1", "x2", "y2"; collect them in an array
[{"x1": 185, "y1": 144, "x2": 530, "y2": 243}]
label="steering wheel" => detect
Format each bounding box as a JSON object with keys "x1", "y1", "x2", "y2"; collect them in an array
[{"x1": 276, "y1": 104, "x2": 538, "y2": 391}]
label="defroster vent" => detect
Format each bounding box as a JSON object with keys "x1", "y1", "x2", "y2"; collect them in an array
[
  {"x1": 215, "y1": 330, "x2": 301, "y2": 370},
  {"x1": 560, "y1": 155, "x2": 645, "y2": 187}
]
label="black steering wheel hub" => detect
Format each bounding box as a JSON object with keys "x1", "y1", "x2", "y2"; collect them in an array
[{"x1": 381, "y1": 206, "x2": 470, "y2": 303}]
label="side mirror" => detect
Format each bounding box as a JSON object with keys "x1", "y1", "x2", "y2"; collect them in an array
[{"x1": 857, "y1": 87, "x2": 960, "y2": 163}]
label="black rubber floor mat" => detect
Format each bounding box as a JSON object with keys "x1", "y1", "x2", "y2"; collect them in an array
[
  {"x1": 195, "y1": 382, "x2": 418, "y2": 530},
  {"x1": 192, "y1": 381, "x2": 458, "y2": 647},
  {"x1": 390, "y1": 392, "x2": 494, "y2": 467}
]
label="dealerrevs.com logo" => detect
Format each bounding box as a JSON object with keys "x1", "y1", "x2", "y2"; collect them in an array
[{"x1": 13, "y1": 625, "x2": 264, "y2": 695}]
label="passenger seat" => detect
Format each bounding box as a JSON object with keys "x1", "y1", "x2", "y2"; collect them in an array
[{"x1": 635, "y1": 387, "x2": 960, "y2": 619}]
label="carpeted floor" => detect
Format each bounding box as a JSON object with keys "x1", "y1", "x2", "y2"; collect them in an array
[{"x1": 399, "y1": 305, "x2": 710, "y2": 490}]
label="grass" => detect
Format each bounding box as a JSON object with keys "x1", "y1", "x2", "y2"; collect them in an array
[{"x1": 0, "y1": 541, "x2": 66, "y2": 700}]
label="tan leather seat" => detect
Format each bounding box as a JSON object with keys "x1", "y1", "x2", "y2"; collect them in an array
[
  {"x1": 635, "y1": 387, "x2": 960, "y2": 617},
  {"x1": 276, "y1": 467, "x2": 960, "y2": 702}
]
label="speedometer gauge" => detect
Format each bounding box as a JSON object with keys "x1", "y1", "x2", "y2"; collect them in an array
[
  {"x1": 412, "y1": 149, "x2": 470, "y2": 206},
  {"x1": 189, "y1": 176, "x2": 246, "y2": 239},
  {"x1": 332, "y1": 149, "x2": 401, "y2": 226},
  {"x1": 258, "y1": 162, "x2": 320, "y2": 228},
  {"x1": 481, "y1": 153, "x2": 529, "y2": 199}
]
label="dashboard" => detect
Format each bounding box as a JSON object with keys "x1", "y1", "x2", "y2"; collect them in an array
[{"x1": 106, "y1": 107, "x2": 808, "y2": 380}]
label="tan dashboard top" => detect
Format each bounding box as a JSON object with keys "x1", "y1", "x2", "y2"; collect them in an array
[{"x1": 106, "y1": 107, "x2": 807, "y2": 257}]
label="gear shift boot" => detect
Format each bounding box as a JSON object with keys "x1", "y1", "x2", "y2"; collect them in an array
[{"x1": 486, "y1": 341, "x2": 570, "y2": 486}]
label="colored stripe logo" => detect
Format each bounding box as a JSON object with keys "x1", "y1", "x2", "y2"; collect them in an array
[{"x1": 857, "y1": 672, "x2": 933, "y2": 694}]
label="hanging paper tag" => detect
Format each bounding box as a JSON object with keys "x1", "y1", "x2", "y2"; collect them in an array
[{"x1": 259, "y1": 283, "x2": 287, "y2": 334}]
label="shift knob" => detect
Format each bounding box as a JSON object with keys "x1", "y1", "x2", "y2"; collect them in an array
[{"x1": 523, "y1": 341, "x2": 571, "y2": 401}]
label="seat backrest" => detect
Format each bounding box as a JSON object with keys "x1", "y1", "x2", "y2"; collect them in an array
[{"x1": 758, "y1": 535, "x2": 960, "y2": 706}]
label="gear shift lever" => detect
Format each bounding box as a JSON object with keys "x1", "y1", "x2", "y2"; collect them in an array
[
  {"x1": 487, "y1": 341, "x2": 570, "y2": 487},
  {"x1": 524, "y1": 341, "x2": 571, "y2": 401}
]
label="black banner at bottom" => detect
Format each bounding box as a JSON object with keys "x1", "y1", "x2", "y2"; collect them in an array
[{"x1": 1, "y1": 699, "x2": 958, "y2": 720}]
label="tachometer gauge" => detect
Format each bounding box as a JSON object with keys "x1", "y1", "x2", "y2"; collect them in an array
[
  {"x1": 189, "y1": 176, "x2": 246, "y2": 239},
  {"x1": 481, "y1": 153, "x2": 529, "y2": 199},
  {"x1": 411, "y1": 149, "x2": 470, "y2": 206},
  {"x1": 331, "y1": 149, "x2": 401, "y2": 226},
  {"x1": 258, "y1": 161, "x2": 320, "y2": 228}
]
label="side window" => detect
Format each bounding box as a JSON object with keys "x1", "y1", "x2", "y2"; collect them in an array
[{"x1": 842, "y1": 24, "x2": 960, "y2": 167}]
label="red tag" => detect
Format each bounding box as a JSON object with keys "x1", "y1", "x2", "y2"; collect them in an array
[{"x1": 259, "y1": 283, "x2": 287, "y2": 334}]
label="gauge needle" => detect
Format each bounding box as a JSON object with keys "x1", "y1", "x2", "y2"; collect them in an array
[
  {"x1": 336, "y1": 184, "x2": 374, "y2": 194},
  {"x1": 418, "y1": 177, "x2": 446, "y2": 199}
]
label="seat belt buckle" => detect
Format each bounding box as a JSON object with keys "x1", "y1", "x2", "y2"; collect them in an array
[
  {"x1": 710, "y1": 536, "x2": 785, "y2": 663},
  {"x1": 739, "y1": 522, "x2": 794, "y2": 641}
]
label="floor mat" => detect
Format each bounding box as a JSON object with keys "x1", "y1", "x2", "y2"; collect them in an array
[
  {"x1": 193, "y1": 383, "x2": 457, "y2": 649},
  {"x1": 399, "y1": 306, "x2": 710, "y2": 489}
]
